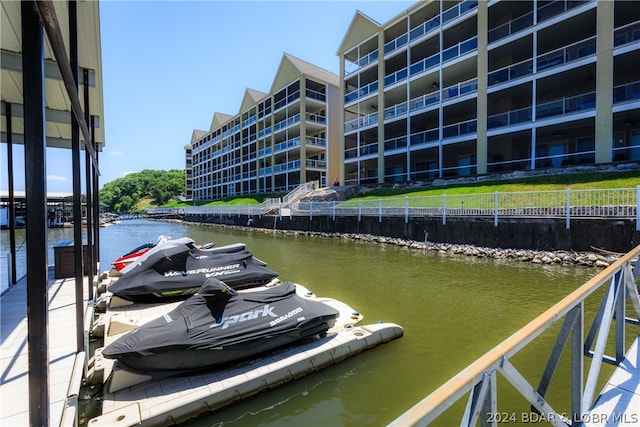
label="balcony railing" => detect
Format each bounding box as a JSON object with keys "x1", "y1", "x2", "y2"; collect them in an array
[
  {"x1": 384, "y1": 136, "x2": 408, "y2": 152},
  {"x1": 537, "y1": 0, "x2": 591, "y2": 24},
  {"x1": 441, "y1": 78, "x2": 478, "y2": 102},
  {"x1": 409, "y1": 91, "x2": 440, "y2": 113},
  {"x1": 536, "y1": 91, "x2": 596, "y2": 119},
  {"x1": 410, "y1": 128, "x2": 439, "y2": 146},
  {"x1": 306, "y1": 136, "x2": 327, "y2": 148},
  {"x1": 443, "y1": 118, "x2": 477, "y2": 138},
  {"x1": 409, "y1": 52, "x2": 441, "y2": 77},
  {"x1": 306, "y1": 159, "x2": 327, "y2": 169},
  {"x1": 488, "y1": 58, "x2": 533, "y2": 87},
  {"x1": 384, "y1": 66, "x2": 409, "y2": 87},
  {"x1": 487, "y1": 106, "x2": 533, "y2": 129},
  {"x1": 409, "y1": 14, "x2": 440, "y2": 41},
  {"x1": 274, "y1": 137, "x2": 301, "y2": 154},
  {"x1": 273, "y1": 90, "x2": 301, "y2": 111},
  {"x1": 537, "y1": 35, "x2": 596, "y2": 72},
  {"x1": 273, "y1": 159, "x2": 301, "y2": 174},
  {"x1": 488, "y1": 11, "x2": 534, "y2": 44},
  {"x1": 360, "y1": 142, "x2": 379, "y2": 156},
  {"x1": 384, "y1": 32, "x2": 409, "y2": 56},
  {"x1": 273, "y1": 114, "x2": 300, "y2": 133},
  {"x1": 305, "y1": 88, "x2": 326, "y2": 102},
  {"x1": 442, "y1": 36, "x2": 478, "y2": 63},
  {"x1": 258, "y1": 146, "x2": 272, "y2": 158},
  {"x1": 345, "y1": 112, "x2": 378, "y2": 132},
  {"x1": 442, "y1": 0, "x2": 478, "y2": 25},
  {"x1": 345, "y1": 80, "x2": 378, "y2": 104},
  {"x1": 258, "y1": 127, "x2": 272, "y2": 139},
  {"x1": 306, "y1": 112, "x2": 326, "y2": 125},
  {"x1": 344, "y1": 49, "x2": 379, "y2": 76},
  {"x1": 258, "y1": 166, "x2": 272, "y2": 176},
  {"x1": 613, "y1": 80, "x2": 640, "y2": 104},
  {"x1": 384, "y1": 102, "x2": 408, "y2": 121},
  {"x1": 614, "y1": 20, "x2": 640, "y2": 48}
]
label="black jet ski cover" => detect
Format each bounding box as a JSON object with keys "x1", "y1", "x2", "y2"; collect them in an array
[
  {"x1": 109, "y1": 240, "x2": 279, "y2": 303},
  {"x1": 102, "y1": 279, "x2": 340, "y2": 372}
]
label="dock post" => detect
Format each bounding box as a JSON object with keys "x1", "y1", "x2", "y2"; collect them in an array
[{"x1": 22, "y1": 1, "x2": 50, "y2": 425}]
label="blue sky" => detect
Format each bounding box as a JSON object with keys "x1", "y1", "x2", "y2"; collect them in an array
[{"x1": 1, "y1": 1, "x2": 414, "y2": 193}]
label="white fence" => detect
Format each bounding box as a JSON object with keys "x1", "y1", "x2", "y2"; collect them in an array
[{"x1": 147, "y1": 187, "x2": 640, "y2": 230}]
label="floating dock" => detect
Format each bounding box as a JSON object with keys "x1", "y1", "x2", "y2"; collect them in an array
[
  {"x1": 0, "y1": 269, "x2": 92, "y2": 426},
  {"x1": 88, "y1": 274, "x2": 403, "y2": 426}
]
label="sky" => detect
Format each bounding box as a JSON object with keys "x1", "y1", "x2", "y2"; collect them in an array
[{"x1": 1, "y1": 0, "x2": 415, "y2": 193}]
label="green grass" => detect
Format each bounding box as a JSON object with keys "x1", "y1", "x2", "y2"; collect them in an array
[
  {"x1": 348, "y1": 171, "x2": 640, "y2": 201},
  {"x1": 158, "y1": 171, "x2": 638, "y2": 209}
]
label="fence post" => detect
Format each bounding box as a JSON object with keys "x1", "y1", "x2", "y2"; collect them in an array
[
  {"x1": 358, "y1": 200, "x2": 362, "y2": 222},
  {"x1": 405, "y1": 196, "x2": 409, "y2": 224},
  {"x1": 637, "y1": 186, "x2": 640, "y2": 231},
  {"x1": 566, "y1": 189, "x2": 571, "y2": 230},
  {"x1": 379, "y1": 198, "x2": 382, "y2": 223},
  {"x1": 310, "y1": 201, "x2": 313, "y2": 221},
  {"x1": 442, "y1": 194, "x2": 447, "y2": 225},
  {"x1": 332, "y1": 200, "x2": 336, "y2": 221},
  {"x1": 494, "y1": 192, "x2": 499, "y2": 227}
]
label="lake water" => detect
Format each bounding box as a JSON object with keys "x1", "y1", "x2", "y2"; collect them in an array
[{"x1": 1, "y1": 219, "x2": 612, "y2": 425}]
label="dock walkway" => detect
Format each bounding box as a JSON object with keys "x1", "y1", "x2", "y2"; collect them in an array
[
  {"x1": 0, "y1": 269, "x2": 90, "y2": 426},
  {"x1": 580, "y1": 335, "x2": 640, "y2": 427}
]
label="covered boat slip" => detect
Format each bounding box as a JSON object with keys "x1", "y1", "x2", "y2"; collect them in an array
[
  {"x1": 89, "y1": 273, "x2": 403, "y2": 426},
  {"x1": 0, "y1": 270, "x2": 93, "y2": 426}
]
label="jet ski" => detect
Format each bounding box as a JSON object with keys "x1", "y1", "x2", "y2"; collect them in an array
[
  {"x1": 108, "y1": 238, "x2": 279, "y2": 303},
  {"x1": 112, "y1": 235, "x2": 171, "y2": 271},
  {"x1": 101, "y1": 278, "x2": 339, "y2": 372}
]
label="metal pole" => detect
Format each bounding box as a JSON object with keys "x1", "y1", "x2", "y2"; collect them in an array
[
  {"x1": 83, "y1": 68, "x2": 94, "y2": 282},
  {"x1": 566, "y1": 189, "x2": 571, "y2": 230},
  {"x1": 69, "y1": 0, "x2": 84, "y2": 352},
  {"x1": 494, "y1": 192, "x2": 499, "y2": 227},
  {"x1": 442, "y1": 194, "x2": 447, "y2": 225},
  {"x1": 636, "y1": 186, "x2": 639, "y2": 231},
  {"x1": 22, "y1": 2, "x2": 50, "y2": 424},
  {"x1": 5, "y1": 102, "x2": 17, "y2": 284},
  {"x1": 333, "y1": 200, "x2": 336, "y2": 222},
  {"x1": 379, "y1": 198, "x2": 382, "y2": 223},
  {"x1": 405, "y1": 196, "x2": 408, "y2": 224},
  {"x1": 358, "y1": 200, "x2": 362, "y2": 222},
  {"x1": 310, "y1": 201, "x2": 313, "y2": 221},
  {"x1": 92, "y1": 117, "x2": 100, "y2": 271}
]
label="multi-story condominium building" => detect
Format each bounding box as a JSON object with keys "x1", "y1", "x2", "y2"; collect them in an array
[
  {"x1": 337, "y1": 0, "x2": 640, "y2": 185},
  {"x1": 186, "y1": 53, "x2": 340, "y2": 201}
]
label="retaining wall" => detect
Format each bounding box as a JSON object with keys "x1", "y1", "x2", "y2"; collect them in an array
[{"x1": 183, "y1": 213, "x2": 639, "y2": 253}]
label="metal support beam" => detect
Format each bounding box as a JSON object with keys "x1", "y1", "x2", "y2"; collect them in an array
[
  {"x1": 4, "y1": 103, "x2": 17, "y2": 285},
  {"x1": 69, "y1": 0, "x2": 84, "y2": 353},
  {"x1": 83, "y1": 68, "x2": 95, "y2": 282},
  {"x1": 571, "y1": 302, "x2": 584, "y2": 424},
  {"x1": 22, "y1": 2, "x2": 50, "y2": 426},
  {"x1": 92, "y1": 116, "x2": 100, "y2": 283},
  {"x1": 32, "y1": 0, "x2": 99, "y2": 172}
]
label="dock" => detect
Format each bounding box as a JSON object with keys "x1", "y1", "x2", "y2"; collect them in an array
[
  {"x1": 87, "y1": 275, "x2": 403, "y2": 426},
  {"x1": 0, "y1": 269, "x2": 92, "y2": 426},
  {"x1": 579, "y1": 335, "x2": 640, "y2": 427}
]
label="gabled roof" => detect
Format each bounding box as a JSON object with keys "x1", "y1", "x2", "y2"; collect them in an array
[
  {"x1": 336, "y1": 10, "x2": 381, "y2": 55},
  {"x1": 271, "y1": 53, "x2": 339, "y2": 94},
  {"x1": 239, "y1": 88, "x2": 267, "y2": 113},
  {"x1": 190, "y1": 129, "x2": 207, "y2": 144},
  {"x1": 209, "y1": 112, "x2": 233, "y2": 132}
]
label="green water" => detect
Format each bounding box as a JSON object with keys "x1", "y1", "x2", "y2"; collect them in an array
[{"x1": 0, "y1": 220, "x2": 616, "y2": 425}]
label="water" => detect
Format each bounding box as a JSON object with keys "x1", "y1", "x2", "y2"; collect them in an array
[{"x1": 2, "y1": 220, "x2": 607, "y2": 425}]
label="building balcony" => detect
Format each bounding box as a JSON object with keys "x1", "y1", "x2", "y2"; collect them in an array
[
  {"x1": 384, "y1": 102, "x2": 407, "y2": 121},
  {"x1": 487, "y1": 107, "x2": 533, "y2": 130},
  {"x1": 443, "y1": 118, "x2": 477, "y2": 139},
  {"x1": 442, "y1": 0, "x2": 478, "y2": 26},
  {"x1": 345, "y1": 112, "x2": 378, "y2": 132},
  {"x1": 409, "y1": 52, "x2": 440, "y2": 78},
  {"x1": 488, "y1": 58, "x2": 533, "y2": 87},
  {"x1": 273, "y1": 114, "x2": 300, "y2": 133},
  {"x1": 536, "y1": 91, "x2": 596, "y2": 120},
  {"x1": 306, "y1": 159, "x2": 327, "y2": 169},
  {"x1": 258, "y1": 146, "x2": 272, "y2": 158},
  {"x1": 344, "y1": 49, "x2": 379, "y2": 76},
  {"x1": 306, "y1": 136, "x2": 327, "y2": 148},
  {"x1": 441, "y1": 78, "x2": 478, "y2": 103},
  {"x1": 273, "y1": 159, "x2": 301, "y2": 174},
  {"x1": 409, "y1": 91, "x2": 440, "y2": 114},
  {"x1": 274, "y1": 90, "x2": 301, "y2": 112},
  {"x1": 442, "y1": 36, "x2": 478, "y2": 64},
  {"x1": 274, "y1": 137, "x2": 301, "y2": 154},
  {"x1": 345, "y1": 80, "x2": 378, "y2": 104},
  {"x1": 410, "y1": 128, "x2": 439, "y2": 147},
  {"x1": 384, "y1": 136, "x2": 408, "y2": 152},
  {"x1": 384, "y1": 32, "x2": 409, "y2": 57},
  {"x1": 305, "y1": 112, "x2": 326, "y2": 125},
  {"x1": 488, "y1": 11, "x2": 534, "y2": 44},
  {"x1": 537, "y1": 0, "x2": 592, "y2": 25},
  {"x1": 384, "y1": 67, "x2": 409, "y2": 88},
  {"x1": 614, "y1": 20, "x2": 640, "y2": 48},
  {"x1": 537, "y1": 36, "x2": 596, "y2": 73},
  {"x1": 305, "y1": 88, "x2": 327, "y2": 103},
  {"x1": 409, "y1": 14, "x2": 440, "y2": 42},
  {"x1": 613, "y1": 80, "x2": 640, "y2": 105}
]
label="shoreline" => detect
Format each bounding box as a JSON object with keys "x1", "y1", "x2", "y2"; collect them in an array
[{"x1": 178, "y1": 220, "x2": 620, "y2": 268}]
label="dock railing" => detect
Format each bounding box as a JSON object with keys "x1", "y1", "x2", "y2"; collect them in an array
[
  {"x1": 147, "y1": 187, "x2": 639, "y2": 230},
  {"x1": 388, "y1": 244, "x2": 640, "y2": 427}
]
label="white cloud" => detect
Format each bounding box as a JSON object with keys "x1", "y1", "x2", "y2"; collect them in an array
[
  {"x1": 47, "y1": 175, "x2": 69, "y2": 182},
  {"x1": 110, "y1": 151, "x2": 124, "y2": 157}
]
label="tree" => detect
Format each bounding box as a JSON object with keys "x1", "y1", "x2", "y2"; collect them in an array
[{"x1": 99, "y1": 169, "x2": 185, "y2": 212}]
